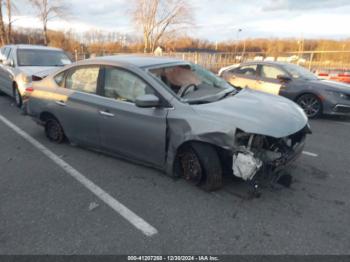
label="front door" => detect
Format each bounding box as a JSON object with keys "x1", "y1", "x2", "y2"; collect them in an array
[
  {"x1": 256, "y1": 64, "x2": 288, "y2": 95},
  {"x1": 98, "y1": 66, "x2": 168, "y2": 167}
]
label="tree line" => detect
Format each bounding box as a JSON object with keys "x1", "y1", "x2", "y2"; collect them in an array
[
  {"x1": 0, "y1": 0, "x2": 68, "y2": 46},
  {"x1": 0, "y1": 0, "x2": 349, "y2": 62}
]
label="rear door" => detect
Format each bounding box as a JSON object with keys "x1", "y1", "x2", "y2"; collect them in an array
[
  {"x1": 223, "y1": 64, "x2": 259, "y2": 90},
  {"x1": 53, "y1": 65, "x2": 103, "y2": 147},
  {"x1": 256, "y1": 64, "x2": 288, "y2": 95},
  {"x1": 98, "y1": 66, "x2": 168, "y2": 167}
]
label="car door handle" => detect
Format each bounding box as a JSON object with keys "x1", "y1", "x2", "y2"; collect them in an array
[
  {"x1": 55, "y1": 100, "x2": 66, "y2": 106},
  {"x1": 99, "y1": 110, "x2": 115, "y2": 117}
]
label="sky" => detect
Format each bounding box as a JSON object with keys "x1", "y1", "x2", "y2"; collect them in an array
[{"x1": 11, "y1": 0, "x2": 350, "y2": 41}]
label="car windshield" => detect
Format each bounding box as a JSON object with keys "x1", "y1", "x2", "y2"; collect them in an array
[
  {"x1": 17, "y1": 49, "x2": 72, "y2": 67},
  {"x1": 283, "y1": 64, "x2": 318, "y2": 80},
  {"x1": 149, "y1": 63, "x2": 236, "y2": 104}
]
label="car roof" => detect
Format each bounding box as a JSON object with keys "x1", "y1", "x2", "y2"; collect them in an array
[
  {"x1": 241, "y1": 61, "x2": 292, "y2": 67},
  {"x1": 3, "y1": 44, "x2": 63, "y2": 51},
  {"x1": 84, "y1": 55, "x2": 186, "y2": 68}
]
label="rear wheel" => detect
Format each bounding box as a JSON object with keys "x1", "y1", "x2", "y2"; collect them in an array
[
  {"x1": 178, "y1": 142, "x2": 223, "y2": 191},
  {"x1": 296, "y1": 94, "x2": 322, "y2": 119},
  {"x1": 13, "y1": 84, "x2": 22, "y2": 108},
  {"x1": 45, "y1": 117, "x2": 65, "y2": 143}
]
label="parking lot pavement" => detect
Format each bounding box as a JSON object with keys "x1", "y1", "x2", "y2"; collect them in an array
[{"x1": 0, "y1": 95, "x2": 350, "y2": 254}]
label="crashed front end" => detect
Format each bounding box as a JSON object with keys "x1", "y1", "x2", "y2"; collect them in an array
[{"x1": 231, "y1": 125, "x2": 311, "y2": 191}]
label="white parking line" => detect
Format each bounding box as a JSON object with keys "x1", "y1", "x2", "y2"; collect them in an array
[
  {"x1": 302, "y1": 151, "x2": 318, "y2": 157},
  {"x1": 334, "y1": 121, "x2": 350, "y2": 127},
  {"x1": 0, "y1": 114, "x2": 158, "y2": 237}
]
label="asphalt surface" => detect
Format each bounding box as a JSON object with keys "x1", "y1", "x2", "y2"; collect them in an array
[{"x1": 0, "y1": 94, "x2": 349, "y2": 255}]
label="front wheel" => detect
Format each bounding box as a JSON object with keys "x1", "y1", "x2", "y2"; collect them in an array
[
  {"x1": 13, "y1": 84, "x2": 22, "y2": 108},
  {"x1": 178, "y1": 142, "x2": 223, "y2": 191},
  {"x1": 296, "y1": 94, "x2": 322, "y2": 119}
]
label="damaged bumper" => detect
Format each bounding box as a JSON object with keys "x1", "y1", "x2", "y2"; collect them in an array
[
  {"x1": 272, "y1": 136, "x2": 305, "y2": 173},
  {"x1": 232, "y1": 125, "x2": 310, "y2": 183}
]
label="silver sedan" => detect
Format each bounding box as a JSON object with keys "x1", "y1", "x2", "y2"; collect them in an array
[
  {"x1": 25, "y1": 55, "x2": 310, "y2": 194},
  {"x1": 0, "y1": 44, "x2": 71, "y2": 107}
]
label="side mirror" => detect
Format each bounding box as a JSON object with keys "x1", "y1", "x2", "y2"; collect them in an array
[
  {"x1": 277, "y1": 74, "x2": 291, "y2": 82},
  {"x1": 135, "y1": 94, "x2": 160, "y2": 108}
]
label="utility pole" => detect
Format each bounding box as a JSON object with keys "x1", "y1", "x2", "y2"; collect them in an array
[
  {"x1": 242, "y1": 38, "x2": 246, "y2": 60},
  {"x1": 234, "y1": 28, "x2": 242, "y2": 61}
]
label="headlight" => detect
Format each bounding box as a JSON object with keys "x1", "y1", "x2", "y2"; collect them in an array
[
  {"x1": 327, "y1": 90, "x2": 349, "y2": 100},
  {"x1": 339, "y1": 93, "x2": 348, "y2": 99}
]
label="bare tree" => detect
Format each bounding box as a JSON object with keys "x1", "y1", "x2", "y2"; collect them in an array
[
  {"x1": 6, "y1": 0, "x2": 18, "y2": 43},
  {"x1": 0, "y1": 0, "x2": 7, "y2": 45},
  {"x1": 29, "y1": 0, "x2": 69, "y2": 45},
  {"x1": 131, "y1": 0, "x2": 192, "y2": 53},
  {"x1": 6, "y1": 0, "x2": 11, "y2": 43}
]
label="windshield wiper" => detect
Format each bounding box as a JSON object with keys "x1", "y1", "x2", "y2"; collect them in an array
[
  {"x1": 187, "y1": 100, "x2": 213, "y2": 105},
  {"x1": 216, "y1": 89, "x2": 237, "y2": 101},
  {"x1": 185, "y1": 90, "x2": 236, "y2": 105}
]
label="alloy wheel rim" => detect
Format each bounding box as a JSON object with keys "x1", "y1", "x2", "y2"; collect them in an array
[{"x1": 298, "y1": 96, "x2": 320, "y2": 117}]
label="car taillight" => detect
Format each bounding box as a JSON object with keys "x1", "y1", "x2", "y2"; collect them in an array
[
  {"x1": 25, "y1": 87, "x2": 34, "y2": 92},
  {"x1": 318, "y1": 73, "x2": 329, "y2": 77}
]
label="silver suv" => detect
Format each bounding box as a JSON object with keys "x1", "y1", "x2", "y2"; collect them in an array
[{"x1": 0, "y1": 44, "x2": 72, "y2": 107}]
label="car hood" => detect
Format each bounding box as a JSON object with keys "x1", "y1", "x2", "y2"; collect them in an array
[
  {"x1": 193, "y1": 88, "x2": 308, "y2": 138},
  {"x1": 309, "y1": 79, "x2": 350, "y2": 93},
  {"x1": 18, "y1": 66, "x2": 63, "y2": 77}
]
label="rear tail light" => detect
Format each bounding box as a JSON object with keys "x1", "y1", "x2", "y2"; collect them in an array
[
  {"x1": 318, "y1": 73, "x2": 329, "y2": 77},
  {"x1": 25, "y1": 87, "x2": 34, "y2": 92}
]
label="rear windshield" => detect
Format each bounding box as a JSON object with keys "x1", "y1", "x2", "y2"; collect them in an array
[{"x1": 17, "y1": 49, "x2": 72, "y2": 67}]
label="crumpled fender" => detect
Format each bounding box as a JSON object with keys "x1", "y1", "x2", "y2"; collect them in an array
[{"x1": 165, "y1": 115, "x2": 237, "y2": 175}]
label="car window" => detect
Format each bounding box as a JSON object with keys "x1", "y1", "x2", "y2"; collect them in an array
[
  {"x1": 261, "y1": 65, "x2": 286, "y2": 79},
  {"x1": 282, "y1": 64, "x2": 318, "y2": 80},
  {"x1": 17, "y1": 49, "x2": 72, "y2": 66},
  {"x1": 8, "y1": 48, "x2": 16, "y2": 62},
  {"x1": 232, "y1": 65, "x2": 257, "y2": 76},
  {"x1": 103, "y1": 67, "x2": 155, "y2": 103},
  {"x1": 66, "y1": 66, "x2": 100, "y2": 94},
  {"x1": 4, "y1": 47, "x2": 11, "y2": 60},
  {"x1": 54, "y1": 72, "x2": 65, "y2": 87},
  {"x1": 0, "y1": 47, "x2": 6, "y2": 59}
]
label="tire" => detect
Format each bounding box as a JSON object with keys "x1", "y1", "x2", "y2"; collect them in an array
[
  {"x1": 44, "y1": 116, "x2": 65, "y2": 143},
  {"x1": 178, "y1": 142, "x2": 223, "y2": 191},
  {"x1": 296, "y1": 93, "x2": 322, "y2": 119},
  {"x1": 13, "y1": 84, "x2": 22, "y2": 108}
]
